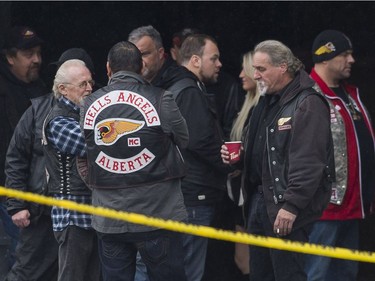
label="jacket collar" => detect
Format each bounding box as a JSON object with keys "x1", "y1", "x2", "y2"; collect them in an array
[
  {"x1": 310, "y1": 67, "x2": 357, "y2": 98},
  {"x1": 108, "y1": 71, "x2": 148, "y2": 86},
  {"x1": 278, "y1": 69, "x2": 315, "y2": 105}
]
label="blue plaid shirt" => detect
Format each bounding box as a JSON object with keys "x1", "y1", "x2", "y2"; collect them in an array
[
  {"x1": 47, "y1": 96, "x2": 92, "y2": 231},
  {"x1": 47, "y1": 97, "x2": 87, "y2": 157}
]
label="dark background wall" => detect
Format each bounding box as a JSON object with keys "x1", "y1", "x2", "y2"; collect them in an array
[{"x1": 2, "y1": 1, "x2": 375, "y2": 122}]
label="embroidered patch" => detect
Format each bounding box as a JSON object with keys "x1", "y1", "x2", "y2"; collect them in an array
[
  {"x1": 331, "y1": 118, "x2": 338, "y2": 124},
  {"x1": 95, "y1": 118, "x2": 144, "y2": 146},
  {"x1": 84, "y1": 90, "x2": 161, "y2": 174},
  {"x1": 330, "y1": 186, "x2": 338, "y2": 201},
  {"x1": 277, "y1": 117, "x2": 292, "y2": 131},
  {"x1": 128, "y1": 137, "x2": 141, "y2": 147},
  {"x1": 314, "y1": 42, "x2": 336, "y2": 55},
  {"x1": 198, "y1": 195, "x2": 206, "y2": 200},
  {"x1": 330, "y1": 111, "x2": 338, "y2": 123}
]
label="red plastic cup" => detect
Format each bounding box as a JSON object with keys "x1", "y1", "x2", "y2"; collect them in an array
[{"x1": 225, "y1": 141, "x2": 242, "y2": 164}]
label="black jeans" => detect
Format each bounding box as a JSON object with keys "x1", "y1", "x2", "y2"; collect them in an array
[
  {"x1": 54, "y1": 225, "x2": 100, "y2": 281},
  {"x1": 247, "y1": 192, "x2": 310, "y2": 281},
  {"x1": 97, "y1": 229, "x2": 186, "y2": 281},
  {"x1": 5, "y1": 214, "x2": 58, "y2": 281}
]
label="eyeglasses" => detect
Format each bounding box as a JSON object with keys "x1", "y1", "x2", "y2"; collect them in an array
[{"x1": 64, "y1": 80, "x2": 95, "y2": 89}]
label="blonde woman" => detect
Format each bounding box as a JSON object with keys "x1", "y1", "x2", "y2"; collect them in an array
[
  {"x1": 228, "y1": 51, "x2": 260, "y2": 277},
  {"x1": 230, "y1": 51, "x2": 260, "y2": 141}
]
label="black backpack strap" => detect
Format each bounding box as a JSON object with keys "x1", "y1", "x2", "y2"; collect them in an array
[{"x1": 167, "y1": 78, "x2": 197, "y2": 99}]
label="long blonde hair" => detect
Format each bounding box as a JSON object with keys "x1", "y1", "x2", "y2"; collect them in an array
[{"x1": 230, "y1": 51, "x2": 260, "y2": 141}]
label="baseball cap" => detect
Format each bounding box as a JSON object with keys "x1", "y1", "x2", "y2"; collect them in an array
[
  {"x1": 312, "y1": 30, "x2": 353, "y2": 63},
  {"x1": 3, "y1": 26, "x2": 44, "y2": 50},
  {"x1": 50, "y1": 48, "x2": 95, "y2": 74}
]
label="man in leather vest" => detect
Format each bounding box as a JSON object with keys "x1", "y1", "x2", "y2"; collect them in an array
[
  {"x1": 43, "y1": 59, "x2": 100, "y2": 281},
  {"x1": 5, "y1": 48, "x2": 96, "y2": 281},
  {"x1": 82, "y1": 41, "x2": 188, "y2": 281},
  {"x1": 306, "y1": 30, "x2": 375, "y2": 281},
  {"x1": 221, "y1": 40, "x2": 334, "y2": 281}
]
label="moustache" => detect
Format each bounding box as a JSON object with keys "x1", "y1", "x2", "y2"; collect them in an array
[{"x1": 30, "y1": 63, "x2": 41, "y2": 70}]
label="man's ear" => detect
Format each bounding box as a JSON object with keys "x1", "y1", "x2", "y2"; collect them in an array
[
  {"x1": 6, "y1": 54, "x2": 15, "y2": 66},
  {"x1": 157, "y1": 47, "x2": 165, "y2": 60},
  {"x1": 58, "y1": 84, "x2": 67, "y2": 96},
  {"x1": 106, "y1": 61, "x2": 112, "y2": 79},
  {"x1": 280, "y1": 62, "x2": 288, "y2": 74},
  {"x1": 170, "y1": 47, "x2": 177, "y2": 61},
  {"x1": 191, "y1": 54, "x2": 201, "y2": 68}
]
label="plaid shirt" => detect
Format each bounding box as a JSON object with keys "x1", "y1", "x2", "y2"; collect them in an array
[
  {"x1": 46, "y1": 97, "x2": 87, "y2": 157},
  {"x1": 51, "y1": 195, "x2": 92, "y2": 231},
  {"x1": 47, "y1": 97, "x2": 92, "y2": 231}
]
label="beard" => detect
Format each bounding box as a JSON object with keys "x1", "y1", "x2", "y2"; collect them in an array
[
  {"x1": 200, "y1": 70, "x2": 218, "y2": 85},
  {"x1": 26, "y1": 64, "x2": 40, "y2": 82},
  {"x1": 141, "y1": 67, "x2": 151, "y2": 80},
  {"x1": 257, "y1": 81, "x2": 268, "y2": 95}
]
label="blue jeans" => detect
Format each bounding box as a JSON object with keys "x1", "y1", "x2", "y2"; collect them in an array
[
  {"x1": 183, "y1": 205, "x2": 215, "y2": 281},
  {"x1": 305, "y1": 220, "x2": 359, "y2": 281},
  {"x1": 248, "y1": 193, "x2": 310, "y2": 281},
  {"x1": 134, "y1": 251, "x2": 149, "y2": 281},
  {"x1": 98, "y1": 229, "x2": 186, "y2": 281}
]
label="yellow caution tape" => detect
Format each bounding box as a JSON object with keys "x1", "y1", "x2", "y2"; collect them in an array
[{"x1": 1, "y1": 186, "x2": 375, "y2": 263}]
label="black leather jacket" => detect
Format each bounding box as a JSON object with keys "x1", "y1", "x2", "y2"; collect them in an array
[
  {"x1": 0, "y1": 61, "x2": 48, "y2": 187},
  {"x1": 5, "y1": 94, "x2": 54, "y2": 216}
]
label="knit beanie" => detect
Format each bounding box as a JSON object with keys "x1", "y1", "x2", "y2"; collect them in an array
[{"x1": 312, "y1": 30, "x2": 352, "y2": 63}]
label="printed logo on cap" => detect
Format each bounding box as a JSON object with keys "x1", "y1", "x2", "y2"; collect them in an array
[
  {"x1": 314, "y1": 42, "x2": 336, "y2": 56},
  {"x1": 23, "y1": 30, "x2": 35, "y2": 37}
]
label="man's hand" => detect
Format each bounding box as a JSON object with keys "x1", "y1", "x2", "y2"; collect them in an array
[
  {"x1": 221, "y1": 144, "x2": 230, "y2": 164},
  {"x1": 12, "y1": 209, "x2": 31, "y2": 228},
  {"x1": 273, "y1": 208, "x2": 296, "y2": 236}
]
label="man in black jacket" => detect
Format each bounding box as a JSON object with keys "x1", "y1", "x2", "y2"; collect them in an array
[
  {"x1": 221, "y1": 40, "x2": 334, "y2": 281},
  {"x1": 4, "y1": 48, "x2": 96, "y2": 281},
  {"x1": 0, "y1": 26, "x2": 47, "y2": 277},
  {"x1": 173, "y1": 34, "x2": 230, "y2": 281},
  {"x1": 129, "y1": 26, "x2": 231, "y2": 281},
  {"x1": 82, "y1": 41, "x2": 188, "y2": 281}
]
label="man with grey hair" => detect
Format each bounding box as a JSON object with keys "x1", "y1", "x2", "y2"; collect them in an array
[
  {"x1": 42, "y1": 59, "x2": 100, "y2": 281},
  {"x1": 5, "y1": 48, "x2": 96, "y2": 281},
  {"x1": 221, "y1": 40, "x2": 335, "y2": 281},
  {"x1": 128, "y1": 25, "x2": 171, "y2": 84}
]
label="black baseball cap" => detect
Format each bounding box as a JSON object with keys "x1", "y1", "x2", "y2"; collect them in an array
[
  {"x1": 3, "y1": 26, "x2": 44, "y2": 50},
  {"x1": 50, "y1": 48, "x2": 95, "y2": 74}
]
